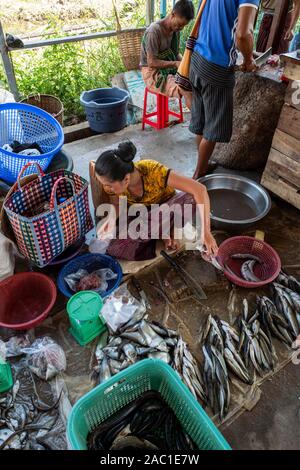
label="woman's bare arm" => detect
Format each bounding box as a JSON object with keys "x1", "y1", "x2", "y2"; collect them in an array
[{"x1": 167, "y1": 171, "x2": 218, "y2": 256}]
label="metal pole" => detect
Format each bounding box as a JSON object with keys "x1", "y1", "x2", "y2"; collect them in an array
[
  {"x1": 146, "y1": 0, "x2": 155, "y2": 25},
  {"x1": 0, "y1": 21, "x2": 20, "y2": 100}
]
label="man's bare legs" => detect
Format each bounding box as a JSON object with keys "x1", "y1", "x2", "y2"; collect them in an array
[{"x1": 193, "y1": 135, "x2": 217, "y2": 180}]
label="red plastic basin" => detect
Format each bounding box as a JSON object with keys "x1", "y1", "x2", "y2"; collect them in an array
[{"x1": 0, "y1": 273, "x2": 57, "y2": 330}]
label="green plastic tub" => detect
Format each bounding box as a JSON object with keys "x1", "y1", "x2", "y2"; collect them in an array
[{"x1": 67, "y1": 359, "x2": 231, "y2": 450}]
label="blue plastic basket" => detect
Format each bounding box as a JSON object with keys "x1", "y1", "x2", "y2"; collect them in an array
[
  {"x1": 57, "y1": 253, "x2": 123, "y2": 298},
  {"x1": 67, "y1": 359, "x2": 231, "y2": 450},
  {"x1": 0, "y1": 103, "x2": 64, "y2": 183}
]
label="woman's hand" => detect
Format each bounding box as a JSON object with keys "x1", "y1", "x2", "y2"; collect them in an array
[
  {"x1": 164, "y1": 237, "x2": 181, "y2": 252},
  {"x1": 202, "y1": 232, "x2": 219, "y2": 260}
]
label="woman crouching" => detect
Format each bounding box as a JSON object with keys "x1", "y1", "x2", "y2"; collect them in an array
[{"x1": 89, "y1": 141, "x2": 218, "y2": 261}]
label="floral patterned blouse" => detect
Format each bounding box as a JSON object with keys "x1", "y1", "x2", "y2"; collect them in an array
[{"x1": 104, "y1": 159, "x2": 175, "y2": 206}]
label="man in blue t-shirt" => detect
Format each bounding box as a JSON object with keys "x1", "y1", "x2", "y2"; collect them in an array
[{"x1": 190, "y1": 0, "x2": 260, "y2": 179}]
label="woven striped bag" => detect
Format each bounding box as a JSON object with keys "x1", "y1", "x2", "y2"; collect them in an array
[
  {"x1": 4, "y1": 162, "x2": 94, "y2": 267},
  {"x1": 175, "y1": 0, "x2": 207, "y2": 91}
]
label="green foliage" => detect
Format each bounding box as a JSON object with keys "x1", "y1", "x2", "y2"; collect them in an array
[{"x1": 0, "y1": 2, "x2": 183, "y2": 122}]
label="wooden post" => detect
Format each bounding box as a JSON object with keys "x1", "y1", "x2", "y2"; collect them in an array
[
  {"x1": 266, "y1": 0, "x2": 290, "y2": 53},
  {"x1": 0, "y1": 21, "x2": 20, "y2": 100},
  {"x1": 160, "y1": 0, "x2": 167, "y2": 18},
  {"x1": 146, "y1": 0, "x2": 155, "y2": 25}
]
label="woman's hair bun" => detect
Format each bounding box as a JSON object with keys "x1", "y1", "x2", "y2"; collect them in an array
[{"x1": 116, "y1": 141, "x2": 137, "y2": 163}]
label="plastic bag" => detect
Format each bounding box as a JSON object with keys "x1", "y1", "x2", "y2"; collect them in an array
[
  {"x1": 101, "y1": 284, "x2": 146, "y2": 333},
  {"x1": 22, "y1": 337, "x2": 66, "y2": 381},
  {"x1": 4, "y1": 334, "x2": 32, "y2": 358},
  {"x1": 0, "y1": 233, "x2": 16, "y2": 281},
  {"x1": 89, "y1": 238, "x2": 110, "y2": 255},
  {"x1": 64, "y1": 268, "x2": 117, "y2": 294}
]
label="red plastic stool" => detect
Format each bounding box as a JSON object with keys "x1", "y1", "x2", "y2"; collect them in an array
[{"x1": 142, "y1": 87, "x2": 184, "y2": 130}]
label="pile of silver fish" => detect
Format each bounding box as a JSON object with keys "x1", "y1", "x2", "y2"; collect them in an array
[
  {"x1": 88, "y1": 391, "x2": 197, "y2": 451},
  {"x1": 92, "y1": 317, "x2": 206, "y2": 404},
  {"x1": 0, "y1": 366, "x2": 63, "y2": 450},
  {"x1": 200, "y1": 314, "x2": 252, "y2": 420},
  {"x1": 225, "y1": 254, "x2": 263, "y2": 283},
  {"x1": 236, "y1": 299, "x2": 278, "y2": 377}
]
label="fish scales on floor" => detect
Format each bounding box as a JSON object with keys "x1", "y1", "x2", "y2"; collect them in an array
[
  {"x1": 92, "y1": 316, "x2": 207, "y2": 404},
  {"x1": 87, "y1": 391, "x2": 198, "y2": 451},
  {"x1": 235, "y1": 299, "x2": 278, "y2": 378},
  {"x1": 251, "y1": 271, "x2": 300, "y2": 348}
]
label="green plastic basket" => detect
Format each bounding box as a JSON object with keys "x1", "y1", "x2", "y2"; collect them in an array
[
  {"x1": 0, "y1": 362, "x2": 13, "y2": 394},
  {"x1": 67, "y1": 291, "x2": 106, "y2": 346},
  {"x1": 67, "y1": 359, "x2": 231, "y2": 450}
]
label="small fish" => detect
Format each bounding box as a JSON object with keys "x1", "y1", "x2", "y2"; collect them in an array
[
  {"x1": 241, "y1": 260, "x2": 261, "y2": 283},
  {"x1": 148, "y1": 351, "x2": 170, "y2": 363},
  {"x1": 0, "y1": 428, "x2": 22, "y2": 450},
  {"x1": 231, "y1": 254, "x2": 262, "y2": 262},
  {"x1": 103, "y1": 347, "x2": 120, "y2": 361}
]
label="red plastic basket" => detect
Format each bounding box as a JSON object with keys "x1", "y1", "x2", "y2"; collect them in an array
[
  {"x1": 217, "y1": 236, "x2": 281, "y2": 288},
  {"x1": 0, "y1": 273, "x2": 57, "y2": 330}
]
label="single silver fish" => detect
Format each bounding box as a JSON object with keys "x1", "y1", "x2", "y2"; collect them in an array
[
  {"x1": 231, "y1": 254, "x2": 262, "y2": 262},
  {"x1": 241, "y1": 260, "x2": 261, "y2": 283}
]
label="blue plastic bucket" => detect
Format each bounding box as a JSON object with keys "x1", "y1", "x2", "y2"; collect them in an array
[{"x1": 80, "y1": 87, "x2": 129, "y2": 133}]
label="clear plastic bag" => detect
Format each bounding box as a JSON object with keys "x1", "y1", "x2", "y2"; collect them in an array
[
  {"x1": 89, "y1": 238, "x2": 110, "y2": 255},
  {"x1": 22, "y1": 337, "x2": 66, "y2": 381},
  {"x1": 101, "y1": 284, "x2": 146, "y2": 333},
  {"x1": 64, "y1": 268, "x2": 117, "y2": 294}
]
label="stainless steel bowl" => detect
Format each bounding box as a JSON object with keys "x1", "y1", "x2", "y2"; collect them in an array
[{"x1": 199, "y1": 174, "x2": 272, "y2": 231}]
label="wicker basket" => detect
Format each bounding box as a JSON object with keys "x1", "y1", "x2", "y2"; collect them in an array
[
  {"x1": 20, "y1": 94, "x2": 64, "y2": 126},
  {"x1": 112, "y1": 0, "x2": 145, "y2": 71}
]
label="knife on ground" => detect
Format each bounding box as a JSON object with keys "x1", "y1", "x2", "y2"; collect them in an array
[
  {"x1": 160, "y1": 250, "x2": 207, "y2": 301},
  {"x1": 131, "y1": 277, "x2": 151, "y2": 310}
]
